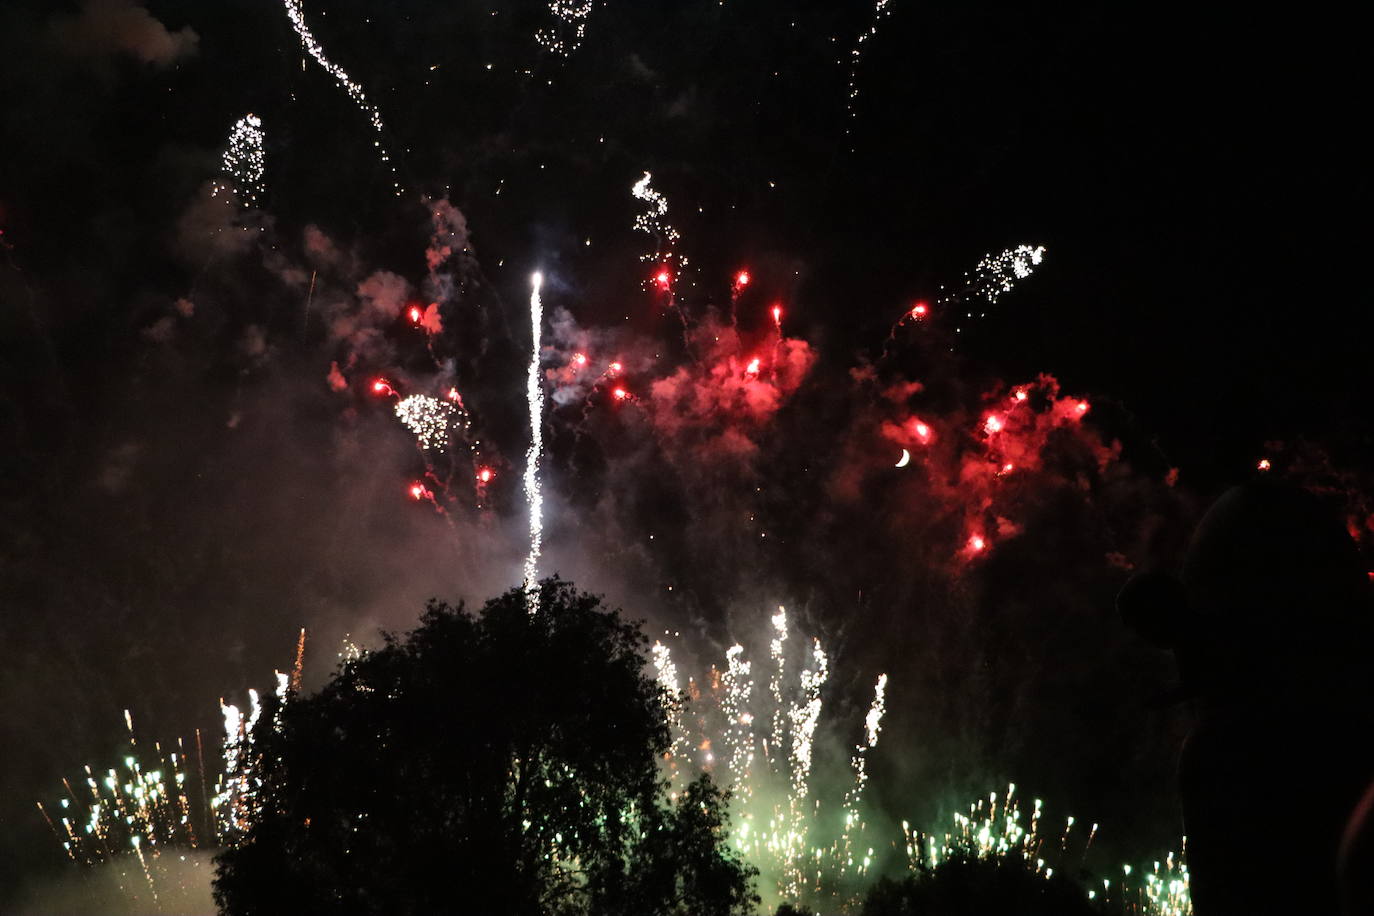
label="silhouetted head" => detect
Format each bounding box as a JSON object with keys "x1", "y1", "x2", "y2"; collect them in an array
[{"x1": 1119, "y1": 480, "x2": 1370, "y2": 690}]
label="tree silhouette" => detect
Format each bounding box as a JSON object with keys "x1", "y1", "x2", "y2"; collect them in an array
[{"x1": 213, "y1": 578, "x2": 757, "y2": 916}]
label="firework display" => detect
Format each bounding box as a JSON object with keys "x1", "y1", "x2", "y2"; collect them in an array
[{"x1": 20, "y1": 3, "x2": 1347, "y2": 913}]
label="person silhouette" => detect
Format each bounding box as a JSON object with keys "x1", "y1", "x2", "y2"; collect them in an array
[{"x1": 1119, "y1": 480, "x2": 1374, "y2": 915}]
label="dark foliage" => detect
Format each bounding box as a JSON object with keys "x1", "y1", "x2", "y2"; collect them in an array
[
  {"x1": 213, "y1": 578, "x2": 757, "y2": 916},
  {"x1": 859, "y1": 853, "x2": 1101, "y2": 916}
]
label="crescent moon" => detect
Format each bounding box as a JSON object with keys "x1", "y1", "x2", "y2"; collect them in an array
[{"x1": 895, "y1": 448, "x2": 911, "y2": 468}]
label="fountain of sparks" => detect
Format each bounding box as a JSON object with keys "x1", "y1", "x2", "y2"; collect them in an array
[
  {"x1": 900, "y1": 786, "x2": 1193, "y2": 916},
  {"x1": 651, "y1": 607, "x2": 889, "y2": 909}
]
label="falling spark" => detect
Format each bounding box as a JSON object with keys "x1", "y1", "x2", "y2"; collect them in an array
[
  {"x1": 844, "y1": 0, "x2": 897, "y2": 145},
  {"x1": 280, "y1": 1, "x2": 400, "y2": 195},
  {"x1": 523, "y1": 273, "x2": 545, "y2": 607},
  {"x1": 910, "y1": 302, "x2": 928, "y2": 320},
  {"x1": 631, "y1": 172, "x2": 682, "y2": 265}
]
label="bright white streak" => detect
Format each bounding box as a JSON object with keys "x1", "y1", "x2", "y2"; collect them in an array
[
  {"x1": 280, "y1": 1, "x2": 400, "y2": 195},
  {"x1": 523, "y1": 272, "x2": 545, "y2": 610}
]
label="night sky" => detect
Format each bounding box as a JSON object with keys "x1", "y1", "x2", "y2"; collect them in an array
[{"x1": 2, "y1": 1, "x2": 1371, "y2": 909}]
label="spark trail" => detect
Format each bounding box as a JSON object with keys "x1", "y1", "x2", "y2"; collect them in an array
[
  {"x1": 524, "y1": 273, "x2": 545, "y2": 607},
  {"x1": 281, "y1": 1, "x2": 400, "y2": 195}
]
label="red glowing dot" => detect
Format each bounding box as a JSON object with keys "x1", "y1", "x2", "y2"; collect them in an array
[
  {"x1": 612, "y1": 387, "x2": 629, "y2": 401},
  {"x1": 984, "y1": 415, "x2": 1003, "y2": 434},
  {"x1": 1257, "y1": 458, "x2": 1272, "y2": 472},
  {"x1": 572, "y1": 352, "x2": 588, "y2": 366},
  {"x1": 407, "y1": 305, "x2": 423, "y2": 324},
  {"x1": 1002, "y1": 463, "x2": 1014, "y2": 474},
  {"x1": 968, "y1": 534, "x2": 986, "y2": 553},
  {"x1": 655, "y1": 268, "x2": 672, "y2": 289},
  {"x1": 913, "y1": 421, "x2": 932, "y2": 442},
  {"x1": 447, "y1": 387, "x2": 461, "y2": 401},
  {"x1": 608, "y1": 361, "x2": 623, "y2": 374},
  {"x1": 735, "y1": 270, "x2": 751, "y2": 287},
  {"x1": 1075, "y1": 400, "x2": 1090, "y2": 414},
  {"x1": 477, "y1": 467, "x2": 494, "y2": 483},
  {"x1": 1014, "y1": 388, "x2": 1028, "y2": 402},
  {"x1": 372, "y1": 378, "x2": 393, "y2": 395},
  {"x1": 911, "y1": 302, "x2": 929, "y2": 319},
  {"x1": 772, "y1": 305, "x2": 783, "y2": 325},
  {"x1": 409, "y1": 483, "x2": 426, "y2": 500},
  {"x1": 745, "y1": 357, "x2": 761, "y2": 375}
]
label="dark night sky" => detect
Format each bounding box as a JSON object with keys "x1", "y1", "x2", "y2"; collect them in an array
[{"x1": 2, "y1": 0, "x2": 1371, "y2": 908}]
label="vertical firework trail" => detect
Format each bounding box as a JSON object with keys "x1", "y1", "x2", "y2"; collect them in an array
[{"x1": 523, "y1": 273, "x2": 545, "y2": 608}]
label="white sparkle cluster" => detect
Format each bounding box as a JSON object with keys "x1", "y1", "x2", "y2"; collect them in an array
[
  {"x1": 535, "y1": 0, "x2": 595, "y2": 56},
  {"x1": 281, "y1": 1, "x2": 400, "y2": 195},
  {"x1": 968, "y1": 244, "x2": 1047, "y2": 305},
  {"x1": 217, "y1": 114, "x2": 265, "y2": 207},
  {"x1": 394, "y1": 394, "x2": 457, "y2": 451}
]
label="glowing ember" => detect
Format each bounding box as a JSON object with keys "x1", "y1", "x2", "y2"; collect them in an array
[
  {"x1": 608, "y1": 361, "x2": 623, "y2": 374},
  {"x1": 910, "y1": 302, "x2": 929, "y2": 319},
  {"x1": 572, "y1": 352, "x2": 588, "y2": 366},
  {"x1": 655, "y1": 268, "x2": 672, "y2": 289},
  {"x1": 612, "y1": 387, "x2": 629, "y2": 401},
  {"x1": 477, "y1": 467, "x2": 494, "y2": 483},
  {"x1": 407, "y1": 305, "x2": 422, "y2": 324},
  {"x1": 984, "y1": 415, "x2": 1003, "y2": 434},
  {"x1": 735, "y1": 270, "x2": 752, "y2": 288},
  {"x1": 372, "y1": 378, "x2": 395, "y2": 396},
  {"x1": 1014, "y1": 388, "x2": 1028, "y2": 401},
  {"x1": 772, "y1": 305, "x2": 783, "y2": 326},
  {"x1": 1257, "y1": 458, "x2": 1272, "y2": 471},
  {"x1": 745, "y1": 357, "x2": 762, "y2": 375},
  {"x1": 408, "y1": 482, "x2": 429, "y2": 500},
  {"x1": 968, "y1": 534, "x2": 987, "y2": 553},
  {"x1": 913, "y1": 420, "x2": 932, "y2": 443}
]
